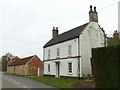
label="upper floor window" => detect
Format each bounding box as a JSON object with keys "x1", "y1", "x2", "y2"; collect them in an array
[
  {"x1": 68, "y1": 62, "x2": 72, "y2": 73},
  {"x1": 57, "y1": 48, "x2": 60, "y2": 57},
  {"x1": 48, "y1": 50, "x2": 50, "y2": 59},
  {"x1": 68, "y1": 45, "x2": 72, "y2": 56}
]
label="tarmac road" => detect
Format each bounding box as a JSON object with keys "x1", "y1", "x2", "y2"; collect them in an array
[{"x1": 2, "y1": 72, "x2": 58, "y2": 90}]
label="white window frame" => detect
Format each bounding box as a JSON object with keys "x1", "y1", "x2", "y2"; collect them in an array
[
  {"x1": 48, "y1": 64, "x2": 50, "y2": 72},
  {"x1": 48, "y1": 50, "x2": 50, "y2": 59},
  {"x1": 68, "y1": 45, "x2": 72, "y2": 56},
  {"x1": 57, "y1": 48, "x2": 60, "y2": 57},
  {"x1": 68, "y1": 62, "x2": 72, "y2": 74}
]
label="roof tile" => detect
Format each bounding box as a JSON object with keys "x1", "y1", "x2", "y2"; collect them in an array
[
  {"x1": 44, "y1": 23, "x2": 89, "y2": 48},
  {"x1": 7, "y1": 55, "x2": 35, "y2": 66}
]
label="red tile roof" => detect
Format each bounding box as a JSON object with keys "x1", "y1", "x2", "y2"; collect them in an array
[
  {"x1": 7, "y1": 56, "x2": 20, "y2": 66},
  {"x1": 7, "y1": 55, "x2": 36, "y2": 66}
]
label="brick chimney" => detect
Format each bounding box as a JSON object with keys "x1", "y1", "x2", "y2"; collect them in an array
[
  {"x1": 52, "y1": 27, "x2": 59, "y2": 38},
  {"x1": 89, "y1": 5, "x2": 98, "y2": 22},
  {"x1": 113, "y1": 30, "x2": 119, "y2": 39}
]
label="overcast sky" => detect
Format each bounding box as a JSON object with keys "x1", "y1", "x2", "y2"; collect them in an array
[{"x1": 0, "y1": 0, "x2": 119, "y2": 59}]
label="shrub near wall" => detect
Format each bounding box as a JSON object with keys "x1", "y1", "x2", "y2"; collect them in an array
[{"x1": 91, "y1": 45, "x2": 120, "y2": 88}]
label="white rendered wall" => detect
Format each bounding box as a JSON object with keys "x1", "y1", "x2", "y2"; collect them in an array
[
  {"x1": 79, "y1": 22, "x2": 105, "y2": 77},
  {"x1": 44, "y1": 38, "x2": 79, "y2": 77},
  {"x1": 44, "y1": 38, "x2": 78, "y2": 60},
  {"x1": 44, "y1": 59, "x2": 78, "y2": 77}
]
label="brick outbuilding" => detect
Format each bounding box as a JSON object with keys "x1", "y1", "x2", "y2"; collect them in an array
[{"x1": 7, "y1": 55, "x2": 43, "y2": 76}]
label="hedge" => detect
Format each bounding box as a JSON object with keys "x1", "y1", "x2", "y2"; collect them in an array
[{"x1": 91, "y1": 45, "x2": 120, "y2": 88}]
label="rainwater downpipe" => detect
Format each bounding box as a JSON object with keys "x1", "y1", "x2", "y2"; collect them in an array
[{"x1": 77, "y1": 36, "x2": 81, "y2": 80}]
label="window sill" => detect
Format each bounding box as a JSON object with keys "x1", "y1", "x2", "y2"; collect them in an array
[
  {"x1": 67, "y1": 73, "x2": 73, "y2": 75},
  {"x1": 47, "y1": 72, "x2": 50, "y2": 74},
  {"x1": 56, "y1": 57, "x2": 60, "y2": 59},
  {"x1": 67, "y1": 56, "x2": 72, "y2": 58}
]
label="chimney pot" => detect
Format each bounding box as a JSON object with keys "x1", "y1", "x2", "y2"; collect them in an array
[
  {"x1": 53, "y1": 27, "x2": 55, "y2": 30},
  {"x1": 90, "y1": 5, "x2": 92, "y2": 11},
  {"x1": 89, "y1": 5, "x2": 98, "y2": 22},
  {"x1": 56, "y1": 27, "x2": 58, "y2": 30},
  {"x1": 94, "y1": 6, "x2": 96, "y2": 12}
]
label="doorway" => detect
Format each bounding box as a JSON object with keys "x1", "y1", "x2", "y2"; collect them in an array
[
  {"x1": 37, "y1": 67, "x2": 40, "y2": 76},
  {"x1": 55, "y1": 62, "x2": 60, "y2": 78}
]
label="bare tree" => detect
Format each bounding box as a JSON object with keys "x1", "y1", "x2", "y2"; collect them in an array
[{"x1": 1, "y1": 53, "x2": 14, "y2": 71}]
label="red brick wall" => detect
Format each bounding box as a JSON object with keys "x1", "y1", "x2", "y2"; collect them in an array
[
  {"x1": 26, "y1": 56, "x2": 43, "y2": 76},
  {"x1": 27, "y1": 56, "x2": 43, "y2": 67}
]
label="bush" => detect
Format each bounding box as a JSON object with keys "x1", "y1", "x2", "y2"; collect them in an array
[{"x1": 91, "y1": 45, "x2": 120, "y2": 88}]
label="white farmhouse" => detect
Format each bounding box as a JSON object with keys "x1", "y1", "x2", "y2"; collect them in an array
[{"x1": 43, "y1": 6, "x2": 106, "y2": 79}]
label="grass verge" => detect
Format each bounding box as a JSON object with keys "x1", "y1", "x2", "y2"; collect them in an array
[{"x1": 29, "y1": 76, "x2": 84, "y2": 89}]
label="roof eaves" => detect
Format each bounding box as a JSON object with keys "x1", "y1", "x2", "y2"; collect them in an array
[{"x1": 44, "y1": 36, "x2": 79, "y2": 48}]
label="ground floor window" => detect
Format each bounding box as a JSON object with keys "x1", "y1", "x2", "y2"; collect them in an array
[
  {"x1": 68, "y1": 62, "x2": 72, "y2": 73},
  {"x1": 48, "y1": 64, "x2": 50, "y2": 72}
]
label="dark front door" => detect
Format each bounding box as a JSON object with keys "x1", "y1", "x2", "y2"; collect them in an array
[{"x1": 56, "y1": 62, "x2": 60, "y2": 78}]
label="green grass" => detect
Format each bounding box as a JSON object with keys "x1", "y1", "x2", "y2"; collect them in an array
[{"x1": 29, "y1": 76, "x2": 84, "y2": 89}]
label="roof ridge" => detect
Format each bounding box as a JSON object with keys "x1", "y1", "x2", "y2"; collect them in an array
[
  {"x1": 7, "y1": 55, "x2": 38, "y2": 66},
  {"x1": 20, "y1": 55, "x2": 36, "y2": 60},
  {"x1": 61, "y1": 23, "x2": 89, "y2": 35},
  {"x1": 54, "y1": 23, "x2": 89, "y2": 38}
]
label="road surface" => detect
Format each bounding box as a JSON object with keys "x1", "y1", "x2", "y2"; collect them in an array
[{"x1": 1, "y1": 72, "x2": 58, "y2": 90}]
